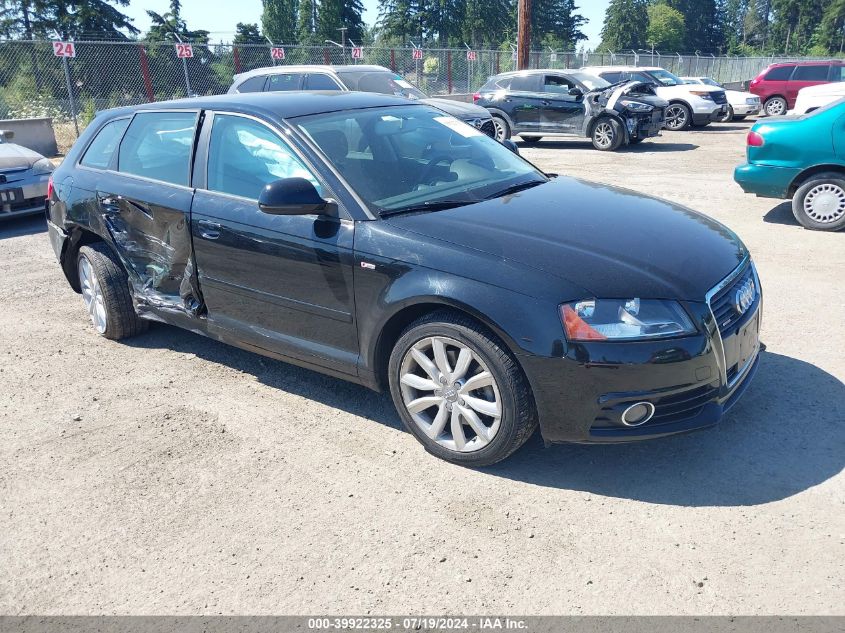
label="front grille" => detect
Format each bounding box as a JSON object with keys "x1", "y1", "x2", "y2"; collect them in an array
[
  {"x1": 712, "y1": 91, "x2": 728, "y2": 105},
  {"x1": 480, "y1": 120, "x2": 496, "y2": 138},
  {"x1": 709, "y1": 263, "x2": 757, "y2": 338}
]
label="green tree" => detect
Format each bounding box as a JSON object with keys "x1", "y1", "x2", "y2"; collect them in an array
[
  {"x1": 816, "y1": 0, "x2": 845, "y2": 53},
  {"x1": 662, "y1": 0, "x2": 720, "y2": 52},
  {"x1": 646, "y1": 2, "x2": 685, "y2": 51},
  {"x1": 532, "y1": 0, "x2": 586, "y2": 49},
  {"x1": 52, "y1": 0, "x2": 139, "y2": 39},
  {"x1": 462, "y1": 0, "x2": 511, "y2": 47},
  {"x1": 317, "y1": 0, "x2": 365, "y2": 44},
  {"x1": 234, "y1": 22, "x2": 263, "y2": 44},
  {"x1": 261, "y1": 0, "x2": 297, "y2": 44},
  {"x1": 598, "y1": 0, "x2": 649, "y2": 51},
  {"x1": 146, "y1": 0, "x2": 209, "y2": 42},
  {"x1": 769, "y1": 0, "x2": 826, "y2": 54},
  {"x1": 0, "y1": 0, "x2": 52, "y2": 38},
  {"x1": 297, "y1": 0, "x2": 317, "y2": 43}
]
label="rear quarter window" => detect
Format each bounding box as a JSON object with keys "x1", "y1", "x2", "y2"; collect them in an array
[
  {"x1": 117, "y1": 112, "x2": 197, "y2": 187},
  {"x1": 236, "y1": 75, "x2": 267, "y2": 93},
  {"x1": 764, "y1": 66, "x2": 795, "y2": 81},
  {"x1": 80, "y1": 118, "x2": 130, "y2": 169},
  {"x1": 598, "y1": 72, "x2": 624, "y2": 83},
  {"x1": 793, "y1": 65, "x2": 830, "y2": 81},
  {"x1": 508, "y1": 75, "x2": 537, "y2": 91}
]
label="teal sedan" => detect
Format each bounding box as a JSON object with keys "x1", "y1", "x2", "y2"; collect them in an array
[{"x1": 734, "y1": 98, "x2": 845, "y2": 231}]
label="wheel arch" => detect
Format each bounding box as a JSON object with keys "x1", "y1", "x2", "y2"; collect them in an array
[
  {"x1": 485, "y1": 107, "x2": 516, "y2": 131},
  {"x1": 789, "y1": 164, "x2": 845, "y2": 197},
  {"x1": 586, "y1": 112, "x2": 628, "y2": 142},
  {"x1": 62, "y1": 225, "x2": 109, "y2": 292}
]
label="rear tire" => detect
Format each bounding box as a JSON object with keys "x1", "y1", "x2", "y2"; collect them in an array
[
  {"x1": 591, "y1": 118, "x2": 624, "y2": 151},
  {"x1": 388, "y1": 311, "x2": 538, "y2": 467},
  {"x1": 665, "y1": 103, "x2": 692, "y2": 130},
  {"x1": 733, "y1": 115, "x2": 747, "y2": 121},
  {"x1": 491, "y1": 115, "x2": 510, "y2": 141},
  {"x1": 792, "y1": 173, "x2": 845, "y2": 231},
  {"x1": 77, "y1": 243, "x2": 148, "y2": 340},
  {"x1": 716, "y1": 105, "x2": 734, "y2": 123},
  {"x1": 764, "y1": 96, "x2": 787, "y2": 117},
  {"x1": 520, "y1": 136, "x2": 542, "y2": 144}
]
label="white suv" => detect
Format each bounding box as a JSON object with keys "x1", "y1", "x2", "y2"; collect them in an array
[{"x1": 581, "y1": 66, "x2": 728, "y2": 130}]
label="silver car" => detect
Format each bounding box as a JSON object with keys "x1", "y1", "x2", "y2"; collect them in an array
[{"x1": 1, "y1": 130, "x2": 53, "y2": 219}]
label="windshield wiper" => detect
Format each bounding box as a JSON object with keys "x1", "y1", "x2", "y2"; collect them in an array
[
  {"x1": 380, "y1": 198, "x2": 478, "y2": 217},
  {"x1": 485, "y1": 180, "x2": 545, "y2": 200}
]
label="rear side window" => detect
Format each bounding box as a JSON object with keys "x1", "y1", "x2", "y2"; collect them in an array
[
  {"x1": 793, "y1": 65, "x2": 830, "y2": 81},
  {"x1": 599, "y1": 72, "x2": 623, "y2": 83},
  {"x1": 481, "y1": 77, "x2": 507, "y2": 90},
  {"x1": 266, "y1": 73, "x2": 301, "y2": 92},
  {"x1": 305, "y1": 73, "x2": 342, "y2": 90},
  {"x1": 543, "y1": 75, "x2": 575, "y2": 94},
  {"x1": 117, "y1": 112, "x2": 197, "y2": 187},
  {"x1": 832, "y1": 66, "x2": 845, "y2": 82},
  {"x1": 508, "y1": 75, "x2": 537, "y2": 91},
  {"x1": 236, "y1": 75, "x2": 267, "y2": 93},
  {"x1": 80, "y1": 118, "x2": 130, "y2": 169},
  {"x1": 764, "y1": 66, "x2": 795, "y2": 81}
]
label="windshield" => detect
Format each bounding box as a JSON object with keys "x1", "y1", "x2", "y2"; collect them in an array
[
  {"x1": 296, "y1": 105, "x2": 546, "y2": 215},
  {"x1": 569, "y1": 72, "x2": 610, "y2": 91},
  {"x1": 341, "y1": 71, "x2": 428, "y2": 100},
  {"x1": 700, "y1": 78, "x2": 722, "y2": 88},
  {"x1": 647, "y1": 69, "x2": 685, "y2": 86}
]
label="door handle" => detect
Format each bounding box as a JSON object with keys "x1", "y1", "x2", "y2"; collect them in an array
[{"x1": 197, "y1": 219, "x2": 221, "y2": 240}]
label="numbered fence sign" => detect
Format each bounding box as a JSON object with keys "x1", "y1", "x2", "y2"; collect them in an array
[
  {"x1": 466, "y1": 50, "x2": 477, "y2": 61},
  {"x1": 351, "y1": 47, "x2": 363, "y2": 59},
  {"x1": 549, "y1": 53, "x2": 558, "y2": 63},
  {"x1": 270, "y1": 47, "x2": 286, "y2": 60},
  {"x1": 175, "y1": 43, "x2": 194, "y2": 59},
  {"x1": 52, "y1": 41, "x2": 76, "y2": 58},
  {"x1": 412, "y1": 48, "x2": 423, "y2": 60}
]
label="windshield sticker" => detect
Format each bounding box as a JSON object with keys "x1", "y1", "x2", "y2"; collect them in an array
[{"x1": 433, "y1": 116, "x2": 483, "y2": 137}]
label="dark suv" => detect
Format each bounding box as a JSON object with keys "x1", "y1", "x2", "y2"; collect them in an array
[
  {"x1": 749, "y1": 60, "x2": 845, "y2": 116},
  {"x1": 474, "y1": 70, "x2": 667, "y2": 151}
]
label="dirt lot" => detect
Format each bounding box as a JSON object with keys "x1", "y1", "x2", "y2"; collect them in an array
[{"x1": 1, "y1": 119, "x2": 843, "y2": 615}]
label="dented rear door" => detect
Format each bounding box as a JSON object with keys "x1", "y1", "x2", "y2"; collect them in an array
[{"x1": 99, "y1": 110, "x2": 203, "y2": 316}]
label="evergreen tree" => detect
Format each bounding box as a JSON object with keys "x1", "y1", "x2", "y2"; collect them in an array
[
  {"x1": 462, "y1": 0, "x2": 510, "y2": 47},
  {"x1": 531, "y1": 0, "x2": 586, "y2": 49},
  {"x1": 0, "y1": 0, "x2": 51, "y2": 38},
  {"x1": 598, "y1": 0, "x2": 649, "y2": 51},
  {"x1": 317, "y1": 0, "x2": 365, "y2": 44},
  {"x1": 261, "y1": 0, "x2": 297, "y2": 44},
  {"x1": 646, "y1": 2, "x2": 686, "y2": 51},
  {"x1": 816, "y1": 0, "x2": 845, "y2": 54},
  {"x1": 1, "y1": 0, "x2": 138, "y2": 40},
  {"x1": 769, "y1": 0, "x2": 826, "y2": 54},
  {"x1": 663, "y1": 0, "x2": 721, "y2": 52},
  {"x1": 234, "y1": 22, "x2": 263, "y2": 44},
  {"x1": 297, "y1": 0, "x2": 317, "y2": 43},
  {"x1": 147, "y1": 0, "x2": 209, "y2": 43}
]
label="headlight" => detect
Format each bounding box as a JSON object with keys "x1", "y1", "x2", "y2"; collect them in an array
[
  {"x1": 689, "y1": 90, "x2": 715, "y2": 101},
  {"x1": 560, "y1": 299, "x2": 696, "y2": 341},
  {"x1": 619, "y1": 100, "x2": 653, "y2": 112},
  {"x1": 32, "y1": 158, "x2": 54, "y2": 175},
  {"x1": 746, "y1": 97, "x2": 760, "y2": 105}
]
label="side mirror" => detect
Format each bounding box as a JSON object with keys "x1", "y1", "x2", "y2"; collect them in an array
[
  {"x1": 258, "y1": 178, "x2": 337, "y2": 216},
  {"x1": 501, "y1": 139, "x2": 520, "y2": 155},
  {"x1": 568, "y1": 87, "x2": 583, "y2": 98},
  {"x1": 0, "y1": 130, "x2": 14, "y2": 141}
]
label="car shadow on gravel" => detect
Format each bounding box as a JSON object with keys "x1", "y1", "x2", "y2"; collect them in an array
[
  {"x1": 486, "y1": 350, "x2": 845, "y2": 506},
  {"x1": 0, "y1": 214, "x2": 46, "y2": 240},
  {"x1": 763, "y1": 201, "x2": 801, "y2": 227}
]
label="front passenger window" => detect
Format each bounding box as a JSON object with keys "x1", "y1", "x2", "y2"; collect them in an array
[{"x1": 207, "y1": 114, "x2": 321, "y2": 200}]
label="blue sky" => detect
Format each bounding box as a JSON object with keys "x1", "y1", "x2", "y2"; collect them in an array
[{"x1": 123, "y1": 0, "x2": 610, "y2": 49}]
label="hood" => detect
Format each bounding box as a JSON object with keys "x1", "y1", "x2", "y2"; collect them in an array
[
  {"x1": 726, "y1": 89, "x2": 758, "y2": 100},
  {"x1": 422, "y1": 97, "x2": 492, "y2": 121},
  {"x1": 384, "y1": 177, "x2": 746, "y2": 302},
  {"x1": 594, "y1": 81, "x2": 668, "y2": 109},
  {"x1": 0, "y1": 143, "x2": 44, "y2": 170}
]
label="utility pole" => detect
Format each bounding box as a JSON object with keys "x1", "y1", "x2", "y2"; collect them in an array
[
  {"x1": 517, "y1": 0, "x2": 531, "y2": 70},
  {"x1": 338, "y1": 27, "x2": 347, "y2": 64}
]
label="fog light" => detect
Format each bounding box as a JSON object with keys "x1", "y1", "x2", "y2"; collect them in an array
[{"x1": 621, "y1": 402, "x2": 655, "y2": 427}]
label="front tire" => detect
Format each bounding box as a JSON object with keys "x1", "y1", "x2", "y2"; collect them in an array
[
  {"x1": 388, "y1": 312, "x2": 538, "y2": 467},
  {"x1": 591, "y1": 118, "x2": 623, "y2": 151},
  {"x1": 520, "y1": 135, "x2": 542, "y2": 145},
  {"x1": 716, "y1": 105, "x2": 734, "y2": 123},
  {"x1": 665, "y1": 103, "x2": 692, "y2": 130},
  {"x1": 491, "y1": 115, "x2": 510, "y2": 141},
  {"x1": 764, "y1": 96, "x2": 787, "y2": 117},
  {"x1": 77, "y1": 243, "x2": 148, "y2": 340},
  {"x1": 792, "y1": 173, "x2": 845, "y2": 231}
]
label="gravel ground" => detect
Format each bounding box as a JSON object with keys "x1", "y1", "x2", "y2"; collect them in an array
[{"x1": 1, "y1": 119, "x2": 843, "y2": 616}]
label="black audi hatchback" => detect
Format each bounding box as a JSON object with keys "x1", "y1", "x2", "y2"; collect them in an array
[{"x1": 47, "y1": 92, "x2": 761, "y2": 466}]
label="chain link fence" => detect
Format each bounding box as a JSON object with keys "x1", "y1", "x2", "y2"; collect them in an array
[{"x1": 0, "y1": 39, "x2": 825, "y2": 153}]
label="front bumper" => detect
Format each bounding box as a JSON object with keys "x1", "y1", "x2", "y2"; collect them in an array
[
  {"x1": 734, "y1": 163, "x2": 801, "y2": 199},
  {"x1": 0, "y1": 172, "x2": 50, "y2": 218},
  {"x1": 519, "y1": 260, "x2": 762, "y2": 444},
  {"x1": 626, "y1": 109, "x2": 665, "y2": 140},
  {"x1": 733, "y1": 102, "x2": 761, "y2": 116},
  {"x1": 692, "y1": 104, "x2": 727, "y2": 125}
]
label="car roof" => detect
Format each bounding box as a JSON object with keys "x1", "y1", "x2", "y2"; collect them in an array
[
  {"x1": 581, "y1": 66, "x2": 662, "y2": 71},
  {"x1": 233, "y1": 64, "x2": 392, "y2": 82},
  {"x1": 492, "y1": 68, "x2": 580, "y2": 78},
  {"x1": 768, "y1": 59, "x2": 844, "y2": 67},
  {"x1": 99, "y1": 91, "x2": 416, "y2": 121}
]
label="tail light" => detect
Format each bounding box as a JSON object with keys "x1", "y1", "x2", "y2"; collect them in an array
[
  {"x1": 747, "y1": 131, "x2": 765, "y2": 147},
  {"x1": 472, "y1": 92, "x2": 480, "y2": 103},
  {"x1": 46, "y1": 175, "x2": 54, "y2": 200}
]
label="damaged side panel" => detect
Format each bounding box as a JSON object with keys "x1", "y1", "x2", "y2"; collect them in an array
[{"x1": 95, "y1": 178, "x2": 203, "y2": 318}]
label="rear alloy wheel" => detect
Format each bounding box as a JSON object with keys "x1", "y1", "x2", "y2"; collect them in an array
[
  {"x1": 77, "y1": 243, "x2": 148, "y2": 340},
  {"x1": 664, "y1": 103, "x2": 692, "y2": 130},
  {"x1": 591, "y1": 118, "x2": 623, "y2": 151},
  {"x1": 491, "y1": 115, "x2": 510, "y2": 141},
  {"x1": 388, "y1": 312, "x2": 537, "y2": 466},
  {"x1": 764, "y1": 96, "x2": 787, "y2": 117},
  {"x1": 716, "y1": 105, "x2": 734, "y2": 123},
  {"x1": 792, "y1": 174, "x2": 845, "y2": 231}
]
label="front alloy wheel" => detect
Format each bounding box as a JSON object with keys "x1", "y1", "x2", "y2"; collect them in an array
[
  {"x1": 491, "y1": 116, "x2": 510, "y2": 141},
  {"x1": 399, "y1": 336, "x2": 502, "y2": 453},
  {"x1": 664, "y1": 103, "x2": 691, "y2": 130}
]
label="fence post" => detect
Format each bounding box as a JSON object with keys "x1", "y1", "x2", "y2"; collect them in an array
[
  {"x1": 233, "y1": 45, "x2": 241, "y2": 74},
  {"x1": 447, "y1": 50, "x2": 452, "y2": 94},
  {"x1": 495, "y1": 51, "x2": 500, "y2": 75},
  {"x1": 61, "y1": 55, "x2": 79, "y2": 137},
  {"x1": 390, "y1": 48, "x2": 395, "y2": 71},
  {"x1": 138, "y1": 44, "x2": 154, "y2": 102},
  {"x1": 323, "y1": 48, "x2": 330, "y2": 65}
]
